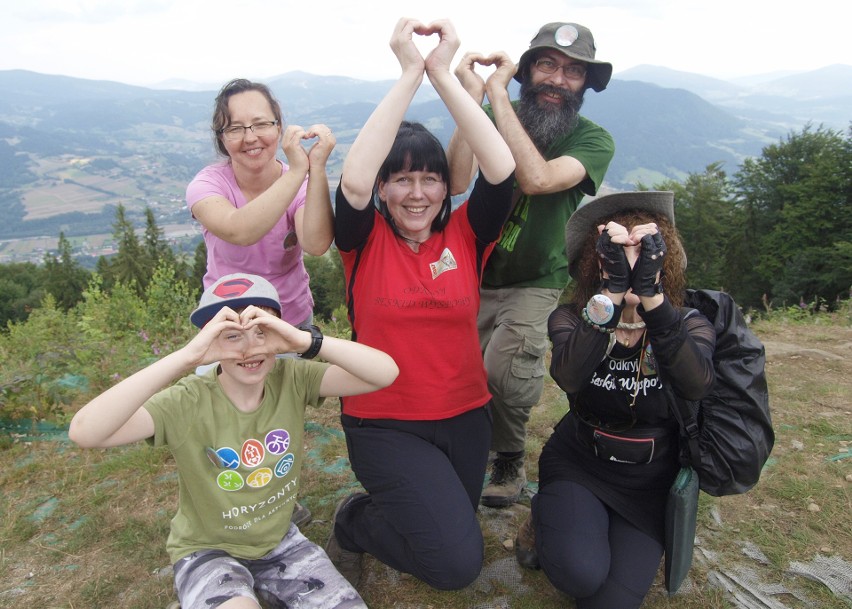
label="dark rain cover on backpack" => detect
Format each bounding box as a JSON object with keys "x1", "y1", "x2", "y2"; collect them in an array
[{"x1": 671, "y1": 289, "x2": 774, "y2": 497}]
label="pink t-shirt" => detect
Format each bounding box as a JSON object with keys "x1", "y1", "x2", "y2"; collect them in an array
[{"x1": 186, "y1": 160, "x2": 313, "y2": 325}]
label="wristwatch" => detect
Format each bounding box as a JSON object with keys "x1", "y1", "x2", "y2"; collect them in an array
[{"x1": 298, "y1": 325, "x2": 323, "y2": 359}]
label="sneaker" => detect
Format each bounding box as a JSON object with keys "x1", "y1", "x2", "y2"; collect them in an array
[
  {"x1": 481, "y1": 455, "x2": 526, "y2": 508},
  {"x1": 325, "y1": 493, "x2": 367, "y2": 587},
  {"x1": 292, "y1": 501, "x2": 312, "y2": 528},
  {"x1": 514, "y1": 513, "x2": 540, "y2": 569}
]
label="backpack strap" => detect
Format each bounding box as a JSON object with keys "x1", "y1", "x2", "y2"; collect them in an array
[
  {"x1": 666, "y1": 308, "x2": 703, "y2": 470},
  {"x1": 666, "y1": 386, "x2": 702, "y2": 470}
]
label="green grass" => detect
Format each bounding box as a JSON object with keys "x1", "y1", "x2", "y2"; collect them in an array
[{"x1": 1, "y1": 312, "x2": 850, "y2": 608}]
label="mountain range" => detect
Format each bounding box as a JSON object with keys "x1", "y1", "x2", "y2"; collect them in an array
[{"x1": 0, "y1": 65, "x2": 848, "y2": 256}]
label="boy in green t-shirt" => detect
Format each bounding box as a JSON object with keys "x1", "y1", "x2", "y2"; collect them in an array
[{"x1": 69, "y1": 273, "x2": 398, "y2": 609}]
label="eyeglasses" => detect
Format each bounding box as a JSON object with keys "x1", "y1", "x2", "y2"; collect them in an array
[
  {"x1": 534, "y1": 58, "x2": 587, "y2": 80},
  {"x1": 218, "y1": 120, "x2": 279, "y2": 141}
]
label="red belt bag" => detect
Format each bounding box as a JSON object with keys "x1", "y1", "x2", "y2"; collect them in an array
[{"x1": 592, "y1": 430, "x2": 656, "y2": 464}]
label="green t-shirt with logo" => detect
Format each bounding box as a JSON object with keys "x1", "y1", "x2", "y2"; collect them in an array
[
  {"x1": 481, "y1": 107, "x2": 614, "y2": 289},
  {"x1": 144, "y1": 358, "x2": 328, "y2": 563}
]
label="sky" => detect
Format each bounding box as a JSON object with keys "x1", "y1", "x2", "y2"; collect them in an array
[{"x1": 2, "y1": 0, "x2": 848, "y2": 89}]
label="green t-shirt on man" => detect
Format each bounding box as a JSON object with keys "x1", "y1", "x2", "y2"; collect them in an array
[{"x1": 481, "y1": 105, "x2": 615, "y2": 289}]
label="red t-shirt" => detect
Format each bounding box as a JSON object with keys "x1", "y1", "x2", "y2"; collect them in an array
[{"x1": 336, "y1": 175, "x2": 514, "y2": 420}]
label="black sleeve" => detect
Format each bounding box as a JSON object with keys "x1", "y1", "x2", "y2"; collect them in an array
[
  {"x1": 640, "y1": 298, "x2": 716, "y2": 401},
  {"x1": 548, "y1": 304, "x2": 612, "y2": 394},
  {"x1": 549, "y1": 297, "x2": 716, "y2": 401},
  {"x1": 334, "y1": 178, "x2": 376, "y2": 252},
  {"x1": 466, "y1": 172, "x2": 516, "y2": 243}
]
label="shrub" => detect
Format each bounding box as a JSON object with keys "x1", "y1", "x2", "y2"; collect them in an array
[{"x1": 0, "y1": 296, "x2": 85, "y2": 421}]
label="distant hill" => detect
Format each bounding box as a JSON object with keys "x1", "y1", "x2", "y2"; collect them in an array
[
  {"x1": 615, "y1": 64, "x2": 851, "y2": 129},
  {"x1": 582, "y1": 80, "x2": 766, "y2": 187},
  {"x1": 615, "y1": 65, "x2": 745, "y2": 100},
  {"x1": 0, "y1": 66, "x2": 848, "y2": 253},
  {"x1": 267, "y1": 71, "x2": 440, "y2": 110}
]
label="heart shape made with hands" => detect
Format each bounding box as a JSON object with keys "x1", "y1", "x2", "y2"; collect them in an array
[
  {"x1": 286, "y1": 125, "x2": 334, "y2": 155},
  {"x1": 456, "y1": 52, "x2": 513, "y2": 81},
  {"x1": 299, "y1": 132, "x2": 320, "y2": 152},
  {"x1": 470, "y1": 54, "x2": 502, "y2": 77},
  {"x1": 408, "y1": 21, "x2": 447, "y2": 56},
  {"x1": 301, "y1": 126, "x2": 332, "y2": 141}
]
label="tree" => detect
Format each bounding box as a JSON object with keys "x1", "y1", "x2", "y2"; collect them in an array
[
  {"x1": 191, "y1": 239, "x2": 207, "y2": 293},
  {"x1": 0, "y1": 262, "x2": 46, "y2": 328},
  {"x1": 42, "y1": 232, "x2": 90, "y2": 310},
  {"x1": 733, "y1": 124, "x2": 852, "y2": 308},
  {"x1": 303, "y1": 249, "x2": 346, "y2": 321},
  {"x1": 104, "y1": 204, "x2": 150, "y2": 295},
  {"x1": 143, "y1": 207, "x2": 178, "y2": 273},
  {"x1": 654, "y1": 163, "x2": 738, "y2": 293}
]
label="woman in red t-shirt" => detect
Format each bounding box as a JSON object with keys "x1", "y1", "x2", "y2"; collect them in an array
[{"x1": 321, "y1": 18, "x2": 515, "y2": 590}]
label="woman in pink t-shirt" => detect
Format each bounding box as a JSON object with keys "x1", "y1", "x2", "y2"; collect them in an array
[{"x1": 187, "y1": 79, "x2": 335, "y2": 327}]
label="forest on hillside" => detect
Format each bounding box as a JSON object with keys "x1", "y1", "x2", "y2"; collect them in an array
[{"x1": 0, "y1": 124, "x2": 850, "y2": 422}]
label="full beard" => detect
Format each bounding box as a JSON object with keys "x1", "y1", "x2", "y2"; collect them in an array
[{"x1": 517, "y1": 82, "x2": 584, "y2": 153}]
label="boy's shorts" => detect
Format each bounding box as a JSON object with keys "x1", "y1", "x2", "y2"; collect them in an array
[{"x1": 173, "y1": 524, "x2": 365, "y2": 609}]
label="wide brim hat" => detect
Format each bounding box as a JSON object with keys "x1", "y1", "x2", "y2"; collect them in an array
[
  {"x1": 515, "y1": 22, "x2": 613, "y2": 92},
  {"x1": 565, "y1": 191, "x2": 676, "y2": 279},
  {"x1": 190, "y1": 273, "x2": 281, "y2": 328}
]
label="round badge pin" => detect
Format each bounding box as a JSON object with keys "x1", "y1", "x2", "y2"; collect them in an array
[
  {"x1": 586, "y1": 294, "x2": 615, "y2": 325},
  {"x1": 554, "y1": 24, "x2": 579, "y2": 47}
]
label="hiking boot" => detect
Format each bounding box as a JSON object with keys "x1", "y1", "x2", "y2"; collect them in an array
[
  {"x1": 481, "y1": 455, "x2": 526, "y2": 507},
  {"x1": 515, "y1": 513, "x2": 540, "y2": 569},
  {"x1": 325, "y1": 493, "x2": 367, "y2": 587},
  {"x1": 291, "y1": 501, "x2": 312, "y2": 528}
]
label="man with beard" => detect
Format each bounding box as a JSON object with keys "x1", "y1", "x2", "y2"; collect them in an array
[{"x1": 447, "y1": 22, "x2": 614, "y2": 508}]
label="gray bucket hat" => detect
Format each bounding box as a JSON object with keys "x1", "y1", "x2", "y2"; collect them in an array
[
  {"x1": 190, "y1": 273, "x2": 281, "y2": 328},
  {"x1": 515, "y1": 22, "x2": 613, "y2": 92},
  {"x1": 565, "y1": 191, "x2": 676, "y2": 279}
]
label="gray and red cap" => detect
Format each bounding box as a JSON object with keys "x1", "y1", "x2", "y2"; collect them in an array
[{"x1": 190, "y1": 273, "x2": 281, "y2": 328}]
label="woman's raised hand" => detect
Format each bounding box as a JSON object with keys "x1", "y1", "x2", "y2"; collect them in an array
[
  {"x1": 389, "y1": 17, "x2": 427, "y2": 75},
  {"x1": 629, "y1": 224, "x2": 667, "y2": 297},
  {"x1": 281, "y1": 125, "x2": 310, "y2": 175},
  {"x1": 282, "y1": 124, "x2": 336, "y2": 172},
  {"x1": 596, "y1": 222, "x2": 632, "y2": 294},
  {"x1": 423, "y1": 19, "x2": 460, "y2": 75},
  {"x1": 305, "y1": 124, "x2": 336, "y2": 167}
]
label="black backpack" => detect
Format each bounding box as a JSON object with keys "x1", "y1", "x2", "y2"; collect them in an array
[{"x1": 669, "y1": 289, "x2": 774, "y2": 497}]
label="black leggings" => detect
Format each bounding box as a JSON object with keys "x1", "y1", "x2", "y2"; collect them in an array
[
  {"x1": 335, "y1": 407, "x2": 491, "y2": 590},
  {"x1": 533, "y1": 480, "x2": 663, "y2": 609}
]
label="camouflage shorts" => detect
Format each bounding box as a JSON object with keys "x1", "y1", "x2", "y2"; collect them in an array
[{"x1": 173, "y1": 524, "x2": 365, "y2": 609}]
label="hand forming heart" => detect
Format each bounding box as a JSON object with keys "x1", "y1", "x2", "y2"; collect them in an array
[
  {"x1": 281, "y1": 123, "x2": 335, "y2": 170},
  {"x1": 454, "y1": 50, "x2": 517, "y2": 97},
  {"x1": 390, "y1": 17, "x2": 459, "y2": 75}
]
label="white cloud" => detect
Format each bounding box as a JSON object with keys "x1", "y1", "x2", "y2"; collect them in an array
[
  {"x1": 10, "y1": 0, "x2": 173, "y2": 24},
  {"x1": 0, "y1": 0, "x2": 848, "y2": 86}
]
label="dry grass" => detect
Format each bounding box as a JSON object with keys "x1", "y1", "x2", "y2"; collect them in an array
[{"x1": 1, "y1": 317, "x2": 850, "y2": 609}]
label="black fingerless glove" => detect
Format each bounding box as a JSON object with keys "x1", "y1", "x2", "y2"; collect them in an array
[
  {"x1": 631, "y1": 232, "x2": 667, "y2": 296},
  {"x1": 595, "y1": 230, "x2": 631, "y2": 293}
]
